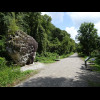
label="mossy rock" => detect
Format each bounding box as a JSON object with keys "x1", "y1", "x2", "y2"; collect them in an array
[{"x1": 6, "y1": 30, "x2": 38, "y2": 66}]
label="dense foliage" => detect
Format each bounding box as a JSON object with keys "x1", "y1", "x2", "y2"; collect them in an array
[
  {"x1": 76, "y1": 22, "x2": 100, "y2": 71},
  {"x1": 76, "y1": 22, "x2": 99, "y2": 56},
  {"x1": 0, "y1": 12, "x2": 76, "y2": 63},
  {"x1": 0, "y1": 12, "x2": 76, "y2": 86}
]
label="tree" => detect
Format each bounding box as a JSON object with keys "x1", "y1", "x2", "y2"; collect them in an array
[
  {"x1": 96, "y1": 37, "x2": 100, "y2": 51},
  {"x1": 41, "y1": 14, "x2": 53, "y2": 41},
  {"x1": 0, "y1": 12, "x2": 9, "y2": 36},
  {"x1": 0, "y1": 12, "x2": 76, "y2": 59},
  {"x1": 77, "y1": 22, "x2": 98, "y2": 56},
  {"x1": 49, "y1": 37, "x2": 61, "y2": 54},
  {"x1": 36, "y1": 25, "x2": 47, "y2": 54},
  {"x1": 69, "y1": 38, "x2": 76, "y2": 53},
  {"x1": 6, "y1": 12, "x2": 19, "y2": 34}
]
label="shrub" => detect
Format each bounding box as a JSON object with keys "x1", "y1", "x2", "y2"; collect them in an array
[
  {"x1": 0, "y1": 62, "x2": 37, "y2": 87},
  {"x1": 0, "y1": 36, "x2": 6, "y2": 56},
  {"x1": 0, "y1": 57, "x2": 7, "y2": 70},
  {"x1": 90, "y1": 50, "x2": 100, "y2": 57},
  {"x1": 35, "y1": 52, "x2": 59, "y2": 63},
  {"x1": 95, "y1": 55, "x2": 100, "y2": 65},
  {"x1": 78, "y1": 52, "x2": 86, "y2": 57}
]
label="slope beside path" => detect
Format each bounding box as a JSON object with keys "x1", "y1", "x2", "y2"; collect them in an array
[{"x1": 15, "y1": 53, "x2": 100, "y2": 87}]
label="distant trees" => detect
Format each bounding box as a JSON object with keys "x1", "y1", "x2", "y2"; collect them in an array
[{"x1": 76, "y1": 22, "x2": 98, "y2": 56}]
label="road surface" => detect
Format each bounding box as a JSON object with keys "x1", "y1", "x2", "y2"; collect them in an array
[{"x1": 15, "y1": 53, "x2": 100, "y2": 87}]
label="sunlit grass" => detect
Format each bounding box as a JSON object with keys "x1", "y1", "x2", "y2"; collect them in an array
[
  {"x1": 0, "y1": 52, "x2": 75, "y2": 87},
  {"x1": 35, "y1": 52, "x2": 74, "y2": 63},
  {"x1": 0, "y1": 65, "x2": 38, "y2": 87}
]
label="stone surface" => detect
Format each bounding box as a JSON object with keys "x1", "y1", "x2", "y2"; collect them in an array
[{"x1": 6, "y1": 30, "x2": 38, "y2": 66}]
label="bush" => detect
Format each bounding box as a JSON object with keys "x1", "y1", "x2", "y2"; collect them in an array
[
  {"x1": 90, "y1": 50, "x2": 100, "y2": 57},
  {"x1": 0, "y1": 61, "x2": 37, "y2": 87},
  {"x1": 44, "y1": 52, "x2": 58, "y2": 57},
  {"x1": 0, "y1": 57, "x2": 6, "y2": 65},
  {"x1": 35, "y1": 52, "x2": 59, "y2": 63},
  {"x1": 95, "y1": 55, "x2": 100, "y2": 65},
  {"x1": 0, "y1": 36, "x2": 6, "y2": 57},
  {"x1": 0, "y1": 66, "x2": 20, "y2": 86},
  {"x1": 0, "y1": 57, "x2": 7, "y2": 70}
]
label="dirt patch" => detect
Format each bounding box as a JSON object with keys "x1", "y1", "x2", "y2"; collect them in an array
[{"x1": 20, "y1": 62, "x2": 45, "y2": 72}]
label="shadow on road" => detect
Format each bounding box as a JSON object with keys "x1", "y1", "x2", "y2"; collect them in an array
[
  {"x1": 16, "y1": 76, "x2": 87, "y2": 87},
  {"x1": 16, "y1": 68, "x2": 100, "y2": 87}
]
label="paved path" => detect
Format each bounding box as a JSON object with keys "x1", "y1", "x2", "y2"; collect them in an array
[{"x1": 15, "y1": 53, "x2": 100, "y2": 87}]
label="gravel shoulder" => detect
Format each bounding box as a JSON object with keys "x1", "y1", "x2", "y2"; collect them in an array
[
  {"x1": 15, "y1": 53, "x2": 100, "y2": 87},
  {"x1": 20, "y1": 62, "x2": 45, "y2": 72}
]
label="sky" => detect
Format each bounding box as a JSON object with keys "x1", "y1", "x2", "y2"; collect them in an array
[{"x1": 41, "y1": 12, "x2": 100, "y2": 42}]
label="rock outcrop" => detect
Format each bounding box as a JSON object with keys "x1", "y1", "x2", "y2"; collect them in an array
[{"x1": 6, "y1": 30, "x2": 38, "y2": 66}]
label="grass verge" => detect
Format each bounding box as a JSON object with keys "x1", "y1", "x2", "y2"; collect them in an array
[
  {"x1": 77, "y1": 52, "x2": 100, "y2": 72},
  {"x1": 0, "y1": 65, "x2": 38, "y2": 87},
  {"x1": 0, "y1": 52, "x2": 74, "y2": 87},
  {"x1": 35, "y1": 52, "x2": 74, "y2": 63}
]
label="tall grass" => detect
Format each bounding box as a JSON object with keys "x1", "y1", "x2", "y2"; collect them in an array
[
  {"x1": 35, "y1": 52, "x2": 58, "y2": 63},
  {"x1": 35, "y1": 52, "x2": 74, "y2": 63},
  {"x1": 0, "y1": 57, "x2": 38, "y2": 87},
  {"x1": 77, "y1": 52, "x2": 100, "y2": 72}
]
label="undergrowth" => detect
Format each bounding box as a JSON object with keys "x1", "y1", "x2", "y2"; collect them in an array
[
  {"x1": 35, "y1": 52, "x2": 74, "y2": 63},
  {"x1": 0, "y1": 52, "x2": 74, "y2": 87},
  {"x1": 0, "y1": 57, "x2": 38, "y2": 87}
]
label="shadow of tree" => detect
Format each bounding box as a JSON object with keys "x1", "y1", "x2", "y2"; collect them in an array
[
  {"x1": 16, "y1": 59, "x2": 100, "y2": 87},
  {"x1": 16, "y1": 76, "x2": 87, "y2": 87},
  {"x1": 16, "y1": 68, "x2": 100, "y2": 87},
  {"x1": 78, "y1": 66, "x2": 100, "y2": 87}
]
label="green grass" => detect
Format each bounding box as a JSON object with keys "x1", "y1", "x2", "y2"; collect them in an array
[
  {"x1": 35, "y1": 56, "x2": 56, "y2": 63},
  {"x1": 40, "y1": 60, "x2": 56, "y2": 63},
  {"x1": 77, "y1": 52, "x2": 88, "y2": 61},
  {"x1": 0, "y1": 52, "x2": 75, "y2": 87},
  {"x1": 0, "y1": 65, "x2": 38, "y2": 87},
  {"x1": 35, "y1": 52, "x2": 74, "y2": 63},
  {"x1": 89, "y1": 63, "x2": 100, "y2": 72},
  {"x1": 88, "y1": 80, "x2": 100, "y2": 87}
]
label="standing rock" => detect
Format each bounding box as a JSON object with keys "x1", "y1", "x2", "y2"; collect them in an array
[{"x1": 6, "y1": 30, "x2": 38, "y2": 66}]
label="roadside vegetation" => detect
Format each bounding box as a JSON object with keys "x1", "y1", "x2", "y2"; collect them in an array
[
  {"x1": 0, "y1": 52, "x2": 74, "y2": 87},
  {"x1": 76, "y1": 22, "x2": 100, "y2": 72},
  {"x1": 35, "y1": 52, "x2": 74, "y2": 63},
  {"x1": 0, "y1": 12, "x2": 76, "y2": 87},
  {"x1": 1, "y1": 12, "x2": 100, "y2": 87},
  {"x1": 0, "y1": 57, "x2": 38, "y2": 87}
]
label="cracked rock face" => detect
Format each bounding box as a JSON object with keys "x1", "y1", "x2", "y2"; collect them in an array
[{"x1": 6, "y1": 30, "x2": 38, "y2": 66}]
